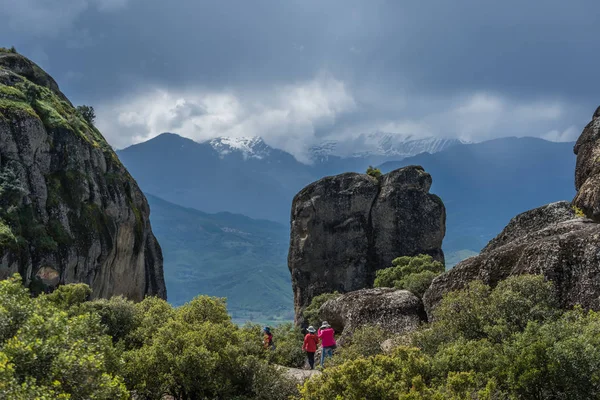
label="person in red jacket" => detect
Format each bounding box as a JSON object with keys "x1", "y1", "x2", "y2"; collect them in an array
[
  {"x1": 302, "y1": 326, "x2": 319, "y2": 369},
  {"x1": 318, "y1": 321, "x2": 336, "y2": 368}
]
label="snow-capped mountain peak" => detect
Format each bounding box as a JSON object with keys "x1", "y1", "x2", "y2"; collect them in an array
[
  {"x1": 309, "y1": 132, "x2": 466, "y2": 161},
  {"x1": 208, "y1": 136, "x2": 272, "y2": 160}
]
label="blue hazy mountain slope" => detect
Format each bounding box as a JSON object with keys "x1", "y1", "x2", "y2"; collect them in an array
[
  {"x1": 118, "y1": 133, "x2": 313, "y2": 222},
  {"x1": 380, "y1": 137, "x2": 576, "y2": 253},
  {"x1": 145, "y1": 194, "x2": 292, "y2": 323}
]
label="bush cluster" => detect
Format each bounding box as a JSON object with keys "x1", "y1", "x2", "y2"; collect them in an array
[
  {"x1": 366, "y1": 166, "x2": 382, "y2": 179},
  {"x1": 301, "y1": 292, "x2": 340, "y2": 328},
  {"x1": 0, "y1": 275, "x2": 298, "y2": 399},
  {"x1": 300, "y1": 275, "x2": 600, "y2": 399},
  {"x1": 374, "y1": 254, "x2": 444, "y2": 297}
]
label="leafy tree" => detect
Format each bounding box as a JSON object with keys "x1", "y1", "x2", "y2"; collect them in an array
[
  {"x1": 82, "y1": 296, "x2": 139, "y2": 345},
  {"x1": 76, "y1": 105, "x2": 96, "y2": 126},
  {"x1": 366, "y1": 165, "x2": 382, "y2": 179},
  {"x1": 44, "y1": 283, "x2": 92, "y2": 309},
  {"x1": 374, "y1": 254, "x2": 444, "y2": 297},
  {"x1": 118, "y1": 295, "x2": 298, "y2": 399},
  {"x1": 0, "y1": 276, "x2": 128, "y2": 399},
  {"x1": 0, "y1": 166, "x2": 25, "y2": 212},
  {"x1": 0, "y1": 276, "x2": 299, "y2": 399}
]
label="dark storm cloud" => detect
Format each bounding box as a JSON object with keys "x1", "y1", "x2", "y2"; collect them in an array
[{"x1": 0, "y1": 0, "x2": 598, "y2": 155}]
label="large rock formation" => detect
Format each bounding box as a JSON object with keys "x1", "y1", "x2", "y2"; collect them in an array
[
  {"x1": 0, "y1": 50, "x2": 166, "y2": 300},
  {"x1": 319, "y1": 288, "x2": 426, "y2": 336},
  {"x1": 289, "y1": 166, "x2": 445, "y2": 323},
  {"x1": 424, "y1": 107, "x2": 600, "y2": 317},
  {"x1": 573, "y1": 106, "x2": 600, "y2": 221},
  {"x1": 423, "y1": 202, "x2": 600, "y2": 316}
]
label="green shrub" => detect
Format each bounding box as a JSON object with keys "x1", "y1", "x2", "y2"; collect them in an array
[
  {"x1": 302, "y1": 291, "x2": 340, "y2": 328},
  {"x1": 271, "y1": 323, "x2": 306, "y2": 367},
  {"x1": 328, "y1": 325, "x2": 392, "y2": 367},
  {"x1": 44, "y1": 283, "x2": 92, "y2": 309},
  {"x1": 301, "y1": 347, "x2": 430, "y2": 400},
  {"x1": 366, "y1": 165, "x2": 382, "y2": 179},
  {"x1": 374, "y1": 254, "x2": 444, "y2": 297},
  {"x1": 0, "y1": 276, "x2": 299, "y2": 399},
  {"x1": 83, "y1": 296, "x2": 139, "y2": 345},
  {"x1": 301, "y1": 275, "x2": 580, "y2": 399},
  {"x1": 0, "y1": 276, "x2": 127, "y2": 399},
  {"x1": 0, "y1": 218, "x2": 16, "y2": 248},
  {"x1": 76, "y1": 105, "x2": 96, "y2": 126},
  {"x1": 573, "y1": 205, "x2": 586, "y2": 218}
]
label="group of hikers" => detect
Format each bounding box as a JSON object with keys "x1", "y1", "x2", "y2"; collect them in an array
[{"x1": 262, "y1": 321, "x2": 337, "y2": 369}]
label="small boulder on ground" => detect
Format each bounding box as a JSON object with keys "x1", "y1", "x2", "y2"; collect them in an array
[{"x1": 318, "y1": 287, "x2": 427, "y2": 336}]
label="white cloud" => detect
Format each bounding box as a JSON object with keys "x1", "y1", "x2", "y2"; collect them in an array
[
  {"x1": 542, "y1": 126, "x2": 580, "y2": 142},
  {"x1": 96, "y1": 73, "x2": 356, "y2": 162},
  {"x1": 96, "y1": 77, "x2": 581, "y2": 162}
]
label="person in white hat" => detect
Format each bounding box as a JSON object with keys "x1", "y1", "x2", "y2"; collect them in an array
[
  {"x1": 318, "y1": 321, "x2": 336, "y2": 367},
  {"x1": 302, "y1": 326, "x2": 319, "y2": 369}
]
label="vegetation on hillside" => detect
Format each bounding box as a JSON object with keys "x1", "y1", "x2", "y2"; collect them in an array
[
  {"x1": 0, "y1": 275, "x2": 298, "y2": 399},
  {"x1": 374, "y1": 254, "x2": 445, "y2": 297},
  {"x1": 2, "y1": 271, "x2": 600, "y2": 399},
  {"x1": 300, "y1": 275, "x2": 600, "y2": 399}
]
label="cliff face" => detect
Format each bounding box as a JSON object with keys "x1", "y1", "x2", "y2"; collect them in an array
[
  {"x1": 288, "y1": 165, "x2": 445, "y2": 324},
  {"x1": 423, "y1": 202, "x2": 600, "y2": 316},
  {"x1": 425, "y1": 106, "x2": 600, "y2": 317},
  {"x1": 0, "y1": 50, "x2": 166, "y2": 300},
  {"x1": 573, "y1": 106, "x2": 600, "y2": 221}
]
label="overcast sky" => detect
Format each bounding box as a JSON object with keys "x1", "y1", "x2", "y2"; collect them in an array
[{"x1": 1, "y1": 0, "x2": 598, "y2": 158}]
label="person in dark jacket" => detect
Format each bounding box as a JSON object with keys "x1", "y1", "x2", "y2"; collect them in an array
[{"x1": 263, "y1": 327, "x2": 275, "y2": 350}]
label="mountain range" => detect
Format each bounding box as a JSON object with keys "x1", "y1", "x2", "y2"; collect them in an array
[
  {"x1": 117, "y1": 133, "x2": 462, "y2": 222},
  {"x1": 118, "y1": 134, "x2": 576, "y2": 320},
  {"x1": 308, "y1": 133, "x2": 463, "y2": 162}
]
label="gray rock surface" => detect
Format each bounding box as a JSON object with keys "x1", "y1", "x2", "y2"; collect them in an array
[
  {"x1": 279, "y1": 366, "x2": 321, "y2": 383},
  {"x1": 0, "y1": 52, "x2": 166, "y2": 300},
  {"x1": 425, "y1": 107, "x2": 600, "y2": 318},
  {"x1": 423, "y1": 201, "x2": 600, "y2": 317},
  {"x1": 289, "y1": 166, "x2": 445, "y2": 324},
  {"x1": 573, "y1": 105, "x2": 600, "y2": 221},
  {"x1": 318, "y1": 287, "x2": 427, "y2": 336}
]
